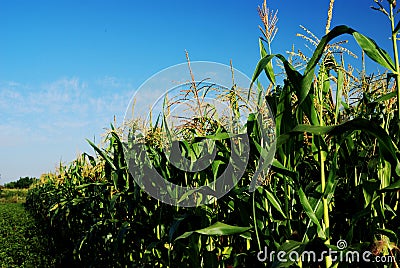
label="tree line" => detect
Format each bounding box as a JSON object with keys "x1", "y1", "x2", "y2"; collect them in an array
[{"x1": 2, "y1": 177, "x2": 38, "y2": 189}]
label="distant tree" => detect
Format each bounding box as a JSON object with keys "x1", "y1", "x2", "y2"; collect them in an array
[
  {"x1": 4, "y1": 181, "x2": 16, "y2": 188},
  {"x1": 4, "y1": 177, "x2": 38, "y2": 189}
]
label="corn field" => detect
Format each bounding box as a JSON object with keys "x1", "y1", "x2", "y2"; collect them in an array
[{"x1": 26, "y1": 1, "x2": 400, "y2": 267}]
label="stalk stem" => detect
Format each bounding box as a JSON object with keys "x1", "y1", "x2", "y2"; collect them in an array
[
  {"x1": 253, "y1": 190, "x2": 262, "y2": 252},
  {"x1": 319, "y1": 66, "x2": 331, "y2": 268}
]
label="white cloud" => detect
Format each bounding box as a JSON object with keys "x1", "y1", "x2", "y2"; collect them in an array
[
  {"x1": 0, "y1": 76, "x2": 137, "y2": 183},
  {"x1": 96, "y1": 76, "x2": 129, "y2": 89}
]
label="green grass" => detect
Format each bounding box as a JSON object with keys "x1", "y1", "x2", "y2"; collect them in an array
[{"x1": 0, "y1": 203, "x2": 56, "y2": 268}]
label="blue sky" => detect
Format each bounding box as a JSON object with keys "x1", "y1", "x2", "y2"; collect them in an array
[{"x1": 0, "y1": 0, "x2": 394, "y2": 183}]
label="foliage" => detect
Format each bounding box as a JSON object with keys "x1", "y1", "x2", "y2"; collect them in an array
[
  {"x1": 0, "y1": 203, "x2": 56, "y2": 268},
  {"x1": 4, "y1": 177, "x2": 38, "y2": 189}
]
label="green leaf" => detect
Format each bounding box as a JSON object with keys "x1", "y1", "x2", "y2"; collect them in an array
[
  {"x1": 301, "y1": 25, "x2": 396, "y2": 106},
  {"x1": 292, "y1": 124, "x2": 335, "y2": 135},
  {"x1": 376, "y1": 228, "x2": 398, "y2": 241},
  {"x1": 302, "y1": 26, "x2": 353, "y2": 106},
  {"x1": 278, "y1": 118, "x2": 400, "y2": 176},
  {"x1": 251, "y1": 54, "x2": 301, "y2": 92},
  {"x1": 362, "y1": 180, "x2": 379, "y2": 206},
  {"x1": 176, "y1": 186, "x2": 217, "y2": 204},
  {"x1": 297, "y1": 187, "x2": 326, "y2": 239},
  {"x1": 174, "y1": 231, "x2": 194, "y2": 241},
  {"x1": 373, "y1": 91, "x2": 397, "y2": 103},
  {"x1": 271, "y1": 159, "x2": 299, "y2": 179},
  {"x1": 195, "y1": 222, "x2": 251, "y2": 235},
  {"x1": 353, "y1": 32, "x2": 396, "y2": 72},
  {"x1": 259, "y1": 38, "x2": 276, "y2": 84},
  {"x1": 264, "y1": 189, "x2": 287, "y2": 218},
  {"x1": 324, "y1": 152, "x2": 338, "y2": 198},
  {"x1": 251, "y1": 54, "x2": 275, "y2": 89},
  {"x1": 174, "y1": 222, "x2": 251, "y2": 241},
  {"x1": 86, "y1": 139, "x2": 117, "y2": 170},
  {"x1": 379, "y1": 179, "x2": 400, "y2": 192},
  {"x1": 328, "y1": 119, "x2": 400, "y2": 176}
]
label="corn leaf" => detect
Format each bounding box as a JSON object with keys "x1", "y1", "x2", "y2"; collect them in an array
[
  {"x1": 259, "y1": 38, "x2": 276, "y2": 84},
  {"x1": 278, "y1": 119, "x2": 400, "y2": 176},
  {"x1": 379, "y1": 179, "x2": 400, "y2": 192},
  {"x1": 87, "y1": 139, "x2": 117, "y2": 171},
  {"x1": 174, "y1": 222, "x2": 251, "y2": 241},
  {"x1": 264, "y1": 189, "x2": 287, "y2": 218},
  {"x1": 297, "y1": 187, "x2": 326, "y2": 239},
  {"x1": 353, "y1": 32, "x2": 396, "y2": 72}
]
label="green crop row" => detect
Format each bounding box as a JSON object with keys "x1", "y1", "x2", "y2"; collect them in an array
[{"x1": 0, "y1": 203, "x2": 55, "y2": 267}]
